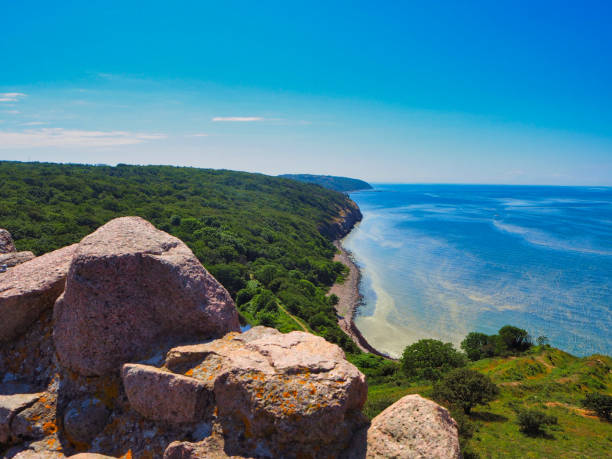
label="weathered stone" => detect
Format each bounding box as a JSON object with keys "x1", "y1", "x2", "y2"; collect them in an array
[
  {"x1": 63, "y1": 397, "x2": 109, "y2": 445},
  {"x1": 164, "y1": 434, "x2": 249, "y2": 459},
  {"x1": 68, "y1": 454, "x2": 116, "y2": 458},
  {"x1": 166, "y1": 326, "x2": 368, "y2": 458},
  {"x1": 364, "y1": 394, "x2": 460, "y2": 459},
  {"x1": 11, "y1": 391, "x2": 58, "y2": 441},
  {"x1": 0, "y1": 251, "x2": 35, "y2": 268},
  {"x1": 0, "y1": 228, "x2": 16, "y2": 254},
  {"x1": 0, "y1": 244, "x2": 77, "y2": 342},
  {"x1": 0, "y1": 392, "x2": 42, "y2": 443},
  {"x1": 54, "y1": 217, "x2": 240, "y2": 376},
  {"x1": 122, "y1": 363, "x2": 213, "y2": 423}
]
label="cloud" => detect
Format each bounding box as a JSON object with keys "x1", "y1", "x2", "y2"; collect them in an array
[
  {"x1": 212, "y1": 117, "x2": 263, "y2": 122},
  {"x1": 0, "y1": 128, "x2": 166, "y2": 148},
  {"x1": 190, "y1": 133, "x2": 209, "y2": 137},
  {"x1": 21, "y1": 121, "x2": 48, "y2": 126},
  {"x1": 0, "y1": 92, "x2": 26, "y2": 102},
  {"x1": 2, "y1": 110, "x2": 20, "y2": 114}
]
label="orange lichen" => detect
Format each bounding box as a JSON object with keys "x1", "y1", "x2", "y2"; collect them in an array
[{"x1": 42, "y1": 421, "x2": 58, "y2": 435}]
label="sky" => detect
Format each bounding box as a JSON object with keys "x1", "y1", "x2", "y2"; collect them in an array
[{"x1": 1, "y1": 1, "x2": 611, "y2": 184}]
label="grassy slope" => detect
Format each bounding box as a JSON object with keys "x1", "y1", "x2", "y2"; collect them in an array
[{"x1": 364, "y1": 347, "x2": 612, "y2": 458}]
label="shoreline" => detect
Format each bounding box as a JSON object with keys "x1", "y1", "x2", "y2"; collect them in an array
[{"x1": 329, "y1": 238, "x2": 394, "y2": 359}]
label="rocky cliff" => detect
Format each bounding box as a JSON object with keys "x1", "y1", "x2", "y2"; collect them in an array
[
  {"x1": 319, "y1": 199, "x2": 363, "y2": 240},
  {"x1": 0, "y1": 220, "x2": 458, "y2": 458}
]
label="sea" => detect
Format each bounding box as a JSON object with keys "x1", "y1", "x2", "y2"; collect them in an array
[{"x1": 344, "y1": 184, "x2": 612, "y2": 358}]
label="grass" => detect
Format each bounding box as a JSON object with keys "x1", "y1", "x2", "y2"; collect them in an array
[{"x1": 364, "y1": 346, "x2": 612, "y2": 458}]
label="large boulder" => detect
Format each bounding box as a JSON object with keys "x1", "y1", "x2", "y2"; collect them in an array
[
  {"x1": 164, "y1": 326, "x2": 368, "y2": 458},
  {"x1": 0, "y1": 228, "x2": 16, "y2": 254},
  {"x1": 53, "y1": 217, "x2": 240, "y2": 376},
  {"x1": 0, "y1": 244, "x2": 77, "y2": 342},
  {"x1": 364, "y1": 394, "x2": 460, "y2": 459},
  {"x1": 122, "y1": 363, "x2": 213, "y2": 424}
]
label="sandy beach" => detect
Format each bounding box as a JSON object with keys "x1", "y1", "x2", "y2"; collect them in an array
[{"x1": 329, "y1": 240, "x2": 393, "y2": 358}]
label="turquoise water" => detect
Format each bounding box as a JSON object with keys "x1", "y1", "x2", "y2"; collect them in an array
[{"x1": 344, "y1": 185, "x2": 612, "y2": 358}]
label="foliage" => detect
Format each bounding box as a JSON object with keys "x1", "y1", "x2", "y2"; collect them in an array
[
  {"x1": 0, "y1": 161, "x2": 357, "y2": 352},
  {"x1": 278, "y1": 174, "x2": 372, "y2": 192},
  {"x1": 498, "y1": 325, "x2": 532, "y2": 352},
  {"x1": 582, "y1": 392, "x2": 612, "y2": 420},
  {"x1": 460, "y1": 326, "x2": 532, "y2": 361},
  {"x1": 516, "y1": 408, "x2": 558, "y2": 435},
  {"x1": 433, "y1": 368, "x2": 499, "y2": 414},
  {"x1": 401, "y1": 339, "x2": 467, "y2": 380}
]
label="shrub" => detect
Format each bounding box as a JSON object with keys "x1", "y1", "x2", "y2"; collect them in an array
[
  {"x1": 401, "y1": 339, "x2": 467, "y2": 380},
  {"x1": 582, "y1": 392, "x2": 612, "y2": 420},
  {"x1": 499, "y1": 325, "x2": 532, "y2": 352},
  {"x1": 516, "y1": 408, "x2": 557, "y2": 435},
  {"x1": 433, "y1": 368, "x2": 499, "y2": 414}
]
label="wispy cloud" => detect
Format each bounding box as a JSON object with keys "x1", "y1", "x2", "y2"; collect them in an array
[
  {"x1": 0, "y1": 128, "x2": 166, "y2": 148},
  {"x1": 0, "y1": 92, "x2": 26, "y2": 102},
  {"x1": 190, "y1": 133, "x2": 209, "y2": 137},
  {"x1": 2, "y1": 110, "x2": 21, "y2": 115},
  {"x1": 21, "y1": 121, "x2": 48, "y2": 126},
  {"x1": 212, "y1": 117, "x2": 263, "y2": 122}
]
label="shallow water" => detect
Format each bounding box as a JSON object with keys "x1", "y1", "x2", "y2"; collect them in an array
[{"x1": 344, "y1": 185, "x2": 612, "y2": 357}]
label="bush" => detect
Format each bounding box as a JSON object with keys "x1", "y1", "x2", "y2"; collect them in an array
[
  {"x1": 499, "y1": 325, "x2": 532, "y2": 352},
  {"x1": 401, "y1": 339, "x2": 467, "y2": 380},
  {"x1": 516, "y1": 408, "x2": 558, "y2": 435},
  {"x1": 433, "y1": 368, "x2": 499, "y2": 414},
  {"x1": 582, "y1": 392, "x2": 612, "y2": 420}
]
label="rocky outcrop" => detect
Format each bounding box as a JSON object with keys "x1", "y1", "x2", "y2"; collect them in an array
[
  {"x1": 53, "y1": 216, "x2": 240, "y2": 376},
  {"x1": 319, "y1": 199, "x2": 363, "y2": 240},
  {"x1": 0, "y1": 251, "x2": 35, "y2": 269},
  {"x1": 0, "y1": 229, "x2": 16, "y2": 254},
  {"x1": 161, "y1": 326, "x2": 368, "y2": 457},
  {"x1": 1, "y1": 217, "x2": 459, "y2": 459},
  {"x1": 362, "y1": 394, "x2": 460, "y2": 459},
  {"x1": 0, "y1": 244, "x2": 77, "y2": 342}
]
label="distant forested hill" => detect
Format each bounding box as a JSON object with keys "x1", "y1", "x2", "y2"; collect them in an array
[
  {"x1": 0, "y1": 161, "x2": 361, "y2": 352},
  {"x1": 279, "y1": 174, "x2": 373, "y2": 192}
]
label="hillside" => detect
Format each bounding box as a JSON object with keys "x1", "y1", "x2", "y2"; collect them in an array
[
  {"x1": 278, "y1": 173, "x2": 373, "y2": 192},
  {"x1": 0, "y1": 161, "x2": 361, "y2": 352},
  {"x1": 362, "y1": 346, "x2": 612, "y2": 458}
]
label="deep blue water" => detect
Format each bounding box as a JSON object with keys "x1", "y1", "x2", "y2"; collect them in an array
[{"x1": 344, "y1": 185, "x2": 612, "y2": 357}]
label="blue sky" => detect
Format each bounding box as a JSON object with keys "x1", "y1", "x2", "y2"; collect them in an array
[{"x1": 1, "y1": 1, "x2": 611, "y2": 184}]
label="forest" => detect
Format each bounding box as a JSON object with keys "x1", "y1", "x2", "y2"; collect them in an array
[{"x1": 0, "y1": 161, "x2": 358, "y2": 352}]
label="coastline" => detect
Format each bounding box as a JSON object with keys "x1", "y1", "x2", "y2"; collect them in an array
[{"x1": 329, "y1": 238, "x2": 394, "y2": 359}]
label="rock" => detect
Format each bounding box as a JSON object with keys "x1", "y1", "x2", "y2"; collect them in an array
[
  {"x1": 0, "y1": 251, "x2": 35, "y2": 268},
  {"x1": 63, "y1": 397, "x2": 109, "y2": 445},
  {"x1": 0, "y1": 244, "x2": 77, "y2": 342},
  {"x1": 164, "y1": 434, "x2": 248, "y2": 459},
  {"x1": 0, "y1": 228, "x2": 16, "y2": 254},
  {"x1": 0, "y1": 392, "x2": 42, "y2": 443},
  {"x1": 68, "y1": 454, "x2": 116, "y2": 459},
  {"x1": 54, "y1": 217, "x2": 240, "y2": 376},
  {"x1": 68, "y1": 454, "x2": 115, "y2": 459},
  {"x1": 165, "y1": 326, "x2": 368, "y2": 458},
  {"x1": 11, "y1": 391, "x2": 58, "y2": 441},
  {"x1": 122, "y1": 363, "x2": 213, "y2": 424},
  {"x1": 364, "y1": 394, "x2": 460, "y2": 459}
]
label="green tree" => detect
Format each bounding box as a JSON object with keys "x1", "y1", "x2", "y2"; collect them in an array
[
  {"x1": 498, "y1": 325, "x2": 532, "y2": 352},
  {"x1": 461, "y1": 332, "x2": 491, "y2": 361},
  {"x1": 433, "y1": 368, "x2": 499, "y2": 414},
  {"x1": 582, "y1": 392, "x2": 612, "y2": 421},
  {"x1": 401, "y1": 339, "x2": 467, "y2": 380},
  {"x1": 516, "y1": 408, "x2": 558, "y2": 435}
]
